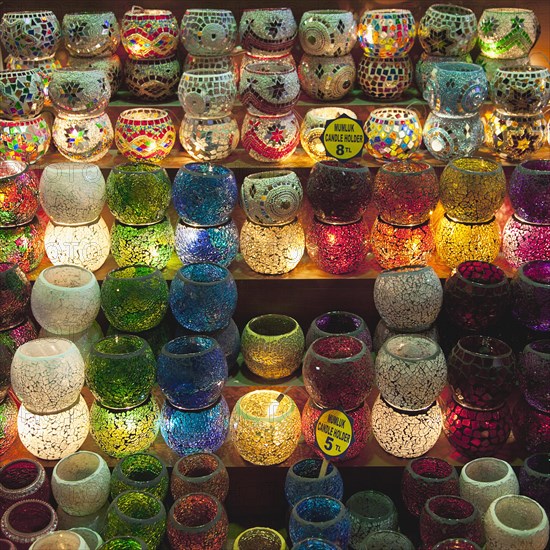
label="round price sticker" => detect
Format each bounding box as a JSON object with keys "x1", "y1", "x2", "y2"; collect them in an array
[
  {"x1": 321, "y1": 114, "x2": 366, "y2": 160},
  {"x1": 314, "y1": 409, "x2": 354, "y2": 458}
]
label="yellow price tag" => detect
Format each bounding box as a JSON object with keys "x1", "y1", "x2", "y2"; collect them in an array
[
  {"x1": 315, "y1": 409, "x2": 354, "y2": 458},
  {"x1": 321, "y1": 114, "x2": 366, "y2": 160}
]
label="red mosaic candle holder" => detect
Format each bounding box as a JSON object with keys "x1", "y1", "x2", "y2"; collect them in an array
[{"x1": 512, "y1": 397, "x2": 550, "y2": 454}]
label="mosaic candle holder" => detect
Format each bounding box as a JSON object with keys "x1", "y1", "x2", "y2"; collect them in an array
[
  {"x1": 357, "y1": 56, "x2": 413, "y2": 101},
  {"x1": 178, "y1": 70, "x2": 236, "y2": 118},
  {"x1": 125, "y1": 57, "x2": 181, "y2": 102},
  {"x1": 0, "y1": 114, "x2": 51, "y2": 165},
  {"x1": 291, "y1": 539, "x2": 339, "y2": 549},
  {"x1": 299, "y1": 10, "x2": 357, "y2": 57},
  {"x1": 509, "y1": 160, "x2": 550, "y2": 225},
  {"x1": 358, "y1": 9, "x2": 416, "y2": 57},
  {"x1": 183, "y1": 54, "x2": 239, "y2": 84},
  {"x1": 98, "y1": 537, "x2": 147, "y2": 550},
  {"x1": 416, "y1": 52, "x2": 473, "y2": 94},
  {"x1": 0, "y1": 160, "x2": 38, "y2": 229},
  {"x1": 519, "y1": 453, "x2": 550, "y2": 515},
  {"x1": 0, "y1": 320, "x2": 37, "y2": 376},
  {"x1": 306, "y1": 311, "x2": 371, "y2": 350},
  {"x1": 68, "y1": 54, "x2": 123, "y2": 98},
  {"x1": 62, "y1": 11, "x2": 119, "y2": 57},
  {"x1": 519, "y1": 340, "x2": 550, "y2": 413},
  {"x1": 512, "y1": 397, "x2": 550, "y2": 454},
  {"x1": 0, "y1": 500, "x2": 57, "y2": 548},
  {"x1": 239, "y1": 8, "x2": 297, "y2": 56},
  {"x1": 298, "y1": 54, "x2": 356, "y2": 101},
  {"x1": 363, "y1": 531, "x2": 414, "y2": 550},
  {"x1": 110, "y1": 453, "x2": 168, "y2": 501},
  {"x1": 502, "y1": 215, "x2": 550, "y2": 268},
  {"x1": 0, "y1": 218, "x2": 44, "y2": 273},
  {"x1": 180, "y1": 9, "x2": 237, "y2": 56},
  {"x1": 115, "y1": 108, "x2": 175, "y2": 163},
  {"x1": 0, "y1": 396, "x2": 18, "y2": 457},
  {"x1": 475, "y1": 53, "x2": 529, "y2": 81},
  {"x1": 234, "y1": 528, "x2": 286, "y2": 550},
  {"x1": 0, "y1": 69, "x2": 44, "y2": 121}
]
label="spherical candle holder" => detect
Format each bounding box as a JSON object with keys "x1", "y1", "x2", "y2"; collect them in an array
[
  {"x1": 442, "y1": 391, "x2": 512, "y2": 458},
  {"x1": 101, "y1": 266, "x2": 169, "y2": 333},
  {"x1": 419, "y1": 5, "x2": 477, "y2": 56},
  {"x1": 502, "y1": 215, "x2": 550, "y2": 269},
  {"x1": 98, "y1": 537, "x2": 147, "y2": 550},
  {"x1": 475, "y1": 54, "x2": 529, "y2": 82},
  {"x1": 298, "y1": 54, "x2": 356, "y2": 101},
  {"x1": 511, "y1": 260, "x2": 550, "y2": 332},
  {"x1": 18, "y1": 395, "x2": 90, "y2": 460},
  {"x1": 289, "y1": 496, "x2": 351, "y2": 548},
  {"x1": 306, "y1": 311, "x2": 371, "y2": 350},
  {"x1": 178, "y1": 70, "x2": 236, "y2": 118},
  {"x1": 231, "y1": 390, "x2": 301, "y2": 465},
  {"x1": 0, "y1": 262, "x2": 30, "y2": 331},
  {"x1": 29, "y1": 530, "x2": 89, "y2": 549},
  {"x1": 0, "y1": 69, "x2": 44, "y2": 121},
  {"x1": 0, "y1": 500, "x2": 57, "y2": 548},
  {"x1": 0, "y1": 396, "x2": 17, "y2": 457},
  {"x1": 240, "y1": 8, "x2": 297, "y2": 56},
  {"x1": 509, "y1": 160, "x2": 550, "y2": 225},
  {"x1": 184, "y1": 55, "x2": 239, "y2": 84},
  {"x1": 110, "y1": 453, "x2": 168, "y2": 501},
  {"x1": 364, "y1": 108, "x2": 422, "y2": 162},
  {"x1": 512, "y1": 397, "x2": 550, "y2": 454},
  {"x1": 52, "y1": 451, "x2": 110, "y2": 517},
  {"x1": 67, "y1": 54, "x2": 123, "y2": 98},
  {"x1": 173, "y1": 163, "x2": 236, "y2": 228},
  {"x1": 432, "y1": 539, "x2": 481, "y2": 550},
  {"x1": 299, "y1": 10, "x2": 356, "y2": 56},
  {"x1": 124, "y1": 57, "x2": 181, "y2": 102},
  {"x1": 302, "y1": 398, "x2": 371, "y2": 462},
  {"x1": 444, "y1": 261, "x2": 510, "y2": 331},
  {"x1": 362, "y1": 531, "x2": 414, "y2": 550},
  {"x1": 62, "y1": 11, "x2": 119, "y2": 58},
  {"x1": 167, "y1": 493, "x2": 228, "y2": 550},
  {"x1": 435, "y1": 215, "x2": 501, "y2": 269},
  {"x1": 171, "y1": 453, "x2": 229, "y2": 503},
  {"x1": 373, "y1": 318, "x2": 434, "y2": 355},
  {"x1": 0, "y1": 217, "x2": 44, "y2": 273},
  {"x1": 161, "y1": 397, "x2": 229, "y2": 456},
  {"x1": 180, "y1": 9, "x2": 237, "y2": 56},
  {"x1": 519, "y1": 453, "x2": 550, "y2": 515},
  {"x1": 170, "y1": 263, "x2": 237, "y2": 333},
  {"x1": 519, "y1": 341, "x2": 550, "y2": 413},
  {"x1": 234, "y1": 527, "x2": 286, "y2": 550},
  {"x1": 121, "y1": 8, "x2": 178, "y2": 60},
  {"x1": 358, "y1": 56, "x2": 413, "y2": 101},
  {"x1": 0, "y1": 114, "x2": 51, "y2": 164},
  {"x1": 291, "y1": 539, "x2": 339, "y2": 549},
  {"x1": 241, "y1": 314, "x2": 304, "y2": 380},
  {"x1": 416, "y1": 53, "x2": 473, "y2": 94},
  {"x1": 0, "y1": 160, "x2": 38, "y2": 229},
  {"x1": 358, "y1": 9, "x2": 415, "y2": 57},
  {"x1": 90, "y1": 397, "x2": 160, "y2": 458}
]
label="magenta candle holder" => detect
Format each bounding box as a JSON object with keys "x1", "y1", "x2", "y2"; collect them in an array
[
  {"x1": 512, "y1": 397, "x2": 550, "y2": 455},
  {"x1": 508, "y1": 159, "x2": 550, "y2": 224},
  {"x1": 502, "y1": 215, "x2": 550, "y2": 269},
  {"x1": 519, "y1": 340, "x2": 550, "y2": 413}
]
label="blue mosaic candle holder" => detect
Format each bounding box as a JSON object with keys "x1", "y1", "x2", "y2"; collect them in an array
[
  {"x1": 157, "y1": 336, "x2": 228, "y2": 410},
  {"x1": 169, "y1": 263, "x2": 237, "y2": 333},
  {"x1": 160, "y1": 396, "x2": 230, "y2": 456},
  {"x1": 291, "y1": 540, "x2": 341, "y2": 550},
  {"x1": 285, "y1": 459, "x2": 344, "y2": 508},
  {"x1": 175, "y1": 218, "x2": 239, "y2": 267},
  {"x1": 173, "y1": 163, "x2": 237, "y2": 227}
]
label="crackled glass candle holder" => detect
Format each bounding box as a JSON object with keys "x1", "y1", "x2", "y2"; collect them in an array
[
  {"x1": 444, "y1": 261, "x2": 510, "y2": 331},
  {"x1": 181, "y1": 9, "x2": 237, "y2": 56},
  {"x1": 62, "y1": 11, "x2": 119, "y2": 57},
  {"x1": 173, "y1": 163, "x2": 236, "y2": 227},
  {"x1": 358, "y1": 56, "x2": 413, "y2": 101},
  {"x1": 68, "y1": 54, "x2": 123, "y2": 98},
  {"x1": 171, "y1": 453, "x2": 229, "y2": 503},
  {"x1": 306, "y1": 311, "x2": 371, "y2": 350},
  {"x1": 435, "y1": 215, "x2": 501, "y2": 269},
  {"x1": 0, "y1": 263, "x2": 30, "y2": 331},
  {"x1": 121, "y1": 8, "x2": 178, "y2": 59},
  {"x1": 0, "y1": 500, "x2": 57, "y2": 548},
  {"x1": 87, "y1": 335, "x2": 155, "y2": 410},
  {"x1": 519, "y1": 341, "x2": 550, "y2": 412},
  {"x1": 512, "y1": 397, "x2": 550, "y2": 454},
  {"x1": 402, "y1": 457, "x2": 459, "y2": 518},
  {"x1": 448, "y1": 335, "x2": 515, "y2": 409},
  {"x1": 302, "y1": 398, "x2": 371, "y2": 462},
  {"x1": 0, "y1": 69, "x2": 44, "y2": 121},
  {"x1": 363, "y1": 531, "x2": 414, "y2": 550},
  {"x1": 291, "y1": 540, "x2": 339, "y2": 549},
  {"x1": 299, "y1": 10, "x2": 356, "y2": 56},
  {"x1": 289, "y1": 496, "x2": 350, "y2": 548},
  {"x1": 178, "y1": 70, "x2": 236, "y2": 118},
  {"x1": 231, "y1": 390, "x2": 301, "y2": 465},
  {"x1": 167, "y1": 493, "x2": 228, "y2": 550},
  {"x1": 303, "y1": 336, "x2": 373, "y2": 411},
  {"x1": 365, "y1": 108, "x2": 422, "y2": 162},
  {"x1": 101, "y1": 266, "x2": 169, "y2": 333},
  {"x1": 110, "y1": 453, "x2": 168, "y2": 501},
  {"x1": 98, "y1": 537, "x2": 146, "y2": 550},
  {"x1": 234, "y1": 527, "x2": 286, "y2": 550},
  {"x1": 511, "y1": 260, "x2": 550, "y2": 332},
  {"x1": 52, "y1": 451, "x2": 110, "y2": 518},
  {"x1": 0, "y1": 160, "x2": 38, "y2": 228},
  {"x1": 0, "y1": 218, "x2": 44, "y2": 273},
  {"x1": 90, "y1": 397, "x2": 160, "y2": 458},
  {"x1": 0, "y1": 114, "x2": 51, "y2": 164},
  {"x1": 18, "y1": 395, "x2": 90, "y2": 460},
  {"x1": 298, "y1": 54, "x2": 356, "y2": 101},
  {"x1": 358, "y1": 9, "x2": 415, "y2": 57},
  {"x1": 519, "y1": 454, "x2": 550, "y2": 515},
  {"x1": 0, "y1": 395, "x2": 17, "y2": 456},
  {"x1": 184, "y1": 54, "x2": 239, "y2": 84},
  {"x1": 442, "y1": 391, "x2": 512, "y2": 458},
  {"x1": 161, "y1": 397, "x2": 229, "y2": 456},
  {"x1": 124, "y1": 57, "x2": 180, "y2": 102},
  {"x1": 502, "y1": 215, "x2": 550, "y2": 268},
  {"x1": 509, "y1": 160, "x2": 550, "y2": 225},
  {"x1": 478, "y1": 9, "x2": 540, "y2": 59},
  {"x1": 240, "y1": 8, "x2": 297, "y2": 56}
]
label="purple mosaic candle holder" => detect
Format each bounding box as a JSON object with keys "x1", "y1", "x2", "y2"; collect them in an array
[
  {"x1": 502, "y1": 215, "x2": 550, "y2": 269},
  {"x1": 509, "y1": 160, "x2": 550, "y2": 224},
  {"x1": 519, "y1": 340, "x2": 550, "y2": 413},
  {"x1": 519, "y1": 453, "x2": 550, "y2": 515},
  {"x1": 512, "y1": 397, "x2": 550, "y2": 454}
]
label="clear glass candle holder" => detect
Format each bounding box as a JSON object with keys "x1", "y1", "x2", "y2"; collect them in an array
[
  {"x1": 0, "y1": 160, "x2": 38, "y2": 228},
  {"x1": 502, "y1": 215, "x2": 550, "y2": 269},
  {"x1": 364, "y1": 108, "x2": 422, "y2": 162},
  {"x1": 68, "y1": 54, "x2": 123, "y2": 98},
  {"x1": 62, "y1": 11, "x2": 119, "y2": 58},
  {"x1": 298, "y1": 54, "x2": 356, "y2": 101},
  {"x1": 358, "y1": 9, "x2": 416, "y2": 57},
  {"x1": 519, "y1": 340, "x2": 550, "y2": 413},
  {"x1": 0, "y1": 395, "x2": 18, "y2": 457},
  {"x1": 181, "y1": 9, "x2": 237, "y2": 56},
  {"x1": 0, "y1": 262, "x2": 30, "y2": 332},
  {"x1": 167, "y1": 493, "x2": 228, "y2": 550},
  {"x1": 306, "y1": 311, "x2": 371, "y2": 350},
  {"x1": 230, "y1": 390, "x2": 301, "y2": 465},
  {"x1": 519, "y1": 453, "x2": 550, "y2": 516},
  {"x1": 509, "y1": 160, "x2": 550, "y2": 225},
  {"x1": 0, "y1": 69, "x2": 44, "y2": 121},
  {"x1": 358, "y1": 55, "x2": 413, "y2": 101},
  {"x1": 512, "y1": 397, "x2": 550, "y2": 455},
  {"x1": 0, "y1": 114, "x2": 51, "y2": 165},
  {"x1": 234, "y1": 527, "x2": 287, "y2": 550},
  {"x1": 299, "y1": 10, "x2": 356, "y2": 56},
  {"x1": 101, "y1": 266, "x2": 169, "y2": 333},
  {"x1": 0, "y1": 500, "x2": 57, "y2": 548},
  {"x1": 239, "y1": 8, "x2": 297, "y2": 56},
  {"x1": 124, "y1": 57, "x2": 181, "y2": 102},
  {"x1": 171, "y1": 453, "x2": 229, "y2": 503},
  {"x1": 0, "y1": 217, "x2": 45, "y2": 273}
]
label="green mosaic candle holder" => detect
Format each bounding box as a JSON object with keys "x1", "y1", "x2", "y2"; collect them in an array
[{"x1": 98, "y1": 536, "x2": 147, "y2": 549}]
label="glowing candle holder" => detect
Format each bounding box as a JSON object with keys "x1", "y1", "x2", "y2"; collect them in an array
[
  {"x1": 62, "y1": 11, "x2": 119, "y2": 58},
  {"x1": 416, "y1": 53, "x2": 473, "y2": 94},
  {"x1": 29, "y1": 531, "x2": 89, "y2": 549},
  {"x1": 184, "y1": 54, "x2": 239, "y2": 84},
  {"x1": 239, "y1": 9, "x2": 297, "y2": 56},
  {"x1": 234, "y1": 527, "x2": 286, "y2": 550},
  {"x1": 475, "y1": 54, "x2": 529, "y2": 82},
  {"x1": 502, "y1": 215, "x2": 550, "y2": 268},
  {"x1": 0, "y1": 500, "x2": 57, "y2": 548},
  {"x1": 519, "y1": 453, "x2": 550, "y2": 515},
  {"x1": 231, "y1": 390, "x2": 301, "y2": 465},
  {"x1": 178, "y1": 70, "x2": 236, "y2": 118},
  {"x1": 0, "y1": 396, "x2": 17, "y2": 456},
  {"x1": 512, "y1": 397, "x2": 550, "y2": 454},
  {"x1": 519, "y1": 341, "x2": 550, "y2": 413},
  {"x1": 0, "y1": 160, "x2": 39, "y2": 229},
  {"x1": 358, "y1": 9, "x2": 416, "y2": 57},
  {"x1": 0, "y1": 218, "x2": 44, "y2": 273},
  {"x1": 306, "y1": 311, "x2": 371, "y2": 349},
  {"x1": 509, "y1": 160, "x2": 550, "y2": 225},
  {"x1": 0, "y1": 69, "x2": 45, "y2": 121},
  {"x1": 298, "y1": 54, "x2": 356, "y2": 101},
  {"x1": 299, "y1": 10, "x2": 357, "y2": 56},
  {"x1": 110, "y1": 453, "x2": 168, "y2": 501},
  {"x1": 358, "y1": 56, "x2": 413, "y2": 101},
  {"x1": 0, "y1": 114, "x2": 51, "y2": 164},
  {"x1": 180, "y1": 9, "x2": 237, "y2": 56},
  {"x1": 68, "y1": 54, "x2": 123, "y2": 99},
  {"x1": 125, "y1": 57, "x2": 181, "y2": 102}
]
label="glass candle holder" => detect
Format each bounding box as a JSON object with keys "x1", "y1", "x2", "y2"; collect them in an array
[
  {"x1": 241, "y1": 314, "x2": 304, "y2": 380},
  {"x1": 291, "y1": 540, "x2": 339, "y2": 550},
  {"x1": 416, "y1": 53, "x2": 473, "y2": 94},
  {"x1": 509, "y1": 160, "x2": 550, "y2": 224},
  {"x1": 115, "y1": 108, "x2": 175, "y2": 163},
  {"x1": 512, "y1": 397, "x2": 550, "y2": 455},
  {"x1": 303, "y1": 335, "x2": 373, "y2": 411},
  {"x1": 519, "y1": 341, "x2": 550, "y2": 412},
  {"x1": 502, "y1": 215, "x2": 550, "y2": 269},
  {"x1": 0, "y1": 262, "x2": 30, "y2": 331},
  {"x1": 110, "y1": 453, "x2": 168, "y2": 501},
  {"x1": 306, "y1": 311, "x2": 371, "y2": 350},
  {"x1": 167, "y1": 493, "x2": 228, "y2": 550},
  {"x1": 432, "y1": 540, "x2": 481, "y2": 550},
  {"x1": 362, "y1": 531, "x2": 414, "y2": 550},
  {"x1": 234, "y1": 527, "x2": 287, "y2": 550},
  {"x1": 52, "y1": 451, "x2": 110, "y2": 517},
  {"x1": 184, "y1": 54, "x2": 239, "y2": 84},
  {"x1": 0, "y1": 160, "x2": 39, "y2": 228},
  {"x1": 299, "y1": 10, "x2": 356, "y2": 56},
  {"x1": 90, "y1": 396, "x2": 160, "y2": 458},
  {"x1": 302, "y1": 399, "x2": 371, "y2": 462},
  {"x1": 18, "y1": 395, "x2": 90, "y2": 460},
  {"x1": 62, "y1": 11, "x2": 119, "y2": 57},
  {"x1": 0, "y1": 500, "x2": 57, "y2": 548},
  {"x1": 101, "y1": 266, "x2": 169, "y2": 333},
  {"x1": 230, "y1": 390, "x2": 301, "y2": 465},
  {"x1": 169, "y1": 263, "x2": 237, "y2": 333},
  {"x1": 98, "y1": 537, "x2": 147, "y2": 550},
  {"x1": 444, "y1": 261, "x2": 510, "y2": 331},
  {"x1": 0, "y1": 217, "x2": 44, "y2": 273},
  {"x1": 124, "y1": 57, "x2": 180, "y2": 102},
  {"x1": 435, "y1": 215, "x2": 501, "y2": 269},
  {"x1": 519, "y1": 453, "x2": 550, "y2": 515},
  {"x1": 104, "y1": 491, "x2": 166, "y2": 549},
  {"x1": 0, "y1": 114, "x2": 51, "y2": 164},
  {"x1": 478, "y1": 8, "x2": 540, "y2": 59},
  {"x1": 87, "y1": 335, "x2": 156, "y2": 410},
  {"x1": 239, "y1": 8, "x2": 297, "y2": 56},
  {"x1": 171, "y1": 453, "x2": 229, "y2": 503},
  {"x1": 161, "y1": 397, "x2": 229, "y2": 456},
  {"x1": 420, "y1": 496, "x2": 483, "y2": 549},
  {"x1": 121, "y1": 8, "x2": 178, "y2": 59},
  {"x1": 358, "y1": 55, "x2": 413, "y2": 101},
  {"x1": 0, "y1": 395, "x2": 17, "y2": 456},
  {"x1": 68, "y1": 527, "x2": 103, "y2": 549},
  {"x1": 180, "y1": 9, "x2": 237, "y2": 56},
  {"x1": 442, "y1": 391, "x2": 512, "y2": 458},
  {"x1": 371, "y1": 217, "x2": 435, "y2": 270},
  {"x1": 29, "y1": 531, "x2": 89, "y2": 549},
  {"x1": 358, "y1": 9, "x2": 415, "y2": 57},
  {"x1": 373, "y1": 315, "x2": 436, "y2": 354},
  {"x1": 289, "y1": 496, "x2": 350, "y2": 548},
  {"x1": 402, "y1": 457, "x2": 459, "y2": 518},
  {"x1": 298, "y1": 54, "x2": 356, "y2": 101},
  {"x1": 475, "y1": 53, "x2": 529, "y2": 81},
  {"x1": 68, "y1": 54, "x2": 123, "y2": 98},
  {"x1": 419, "y1": 5, "x2": 477, "y2": 56},
  {"x1": 0, "y1": 69, "x2": 44, "y2": 121},
  {"x1": 365, "y1": 108, "x2": 422, "y2": 162}
]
